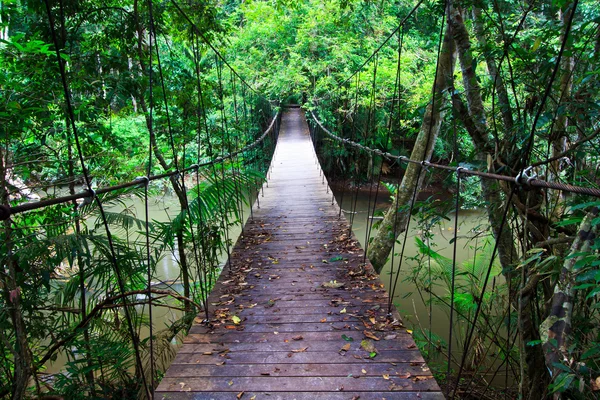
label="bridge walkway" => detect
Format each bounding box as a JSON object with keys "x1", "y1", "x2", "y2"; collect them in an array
[{"x1": 156, "y1": 107, "x2": 443, "y2": 399}]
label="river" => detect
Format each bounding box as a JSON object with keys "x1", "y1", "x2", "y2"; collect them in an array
[{"x1": 46, "y1": 184, "x2": 495, "y2": 382}]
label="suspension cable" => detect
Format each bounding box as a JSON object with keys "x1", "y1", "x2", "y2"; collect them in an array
[{"x1": 308, "y1": 111, "x2": 600, "y2": 198}]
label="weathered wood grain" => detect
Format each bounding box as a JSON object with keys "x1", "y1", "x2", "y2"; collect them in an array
[{"x1": 156, "y1": 108, "x2": 442, "y2": 398}]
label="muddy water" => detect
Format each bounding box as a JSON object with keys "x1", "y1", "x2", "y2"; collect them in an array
[
  {"x1": 46, "y1": 192, "x2": 253, "y2": 374},
  {"x1": 46, "y1": 186, "x2": 492, "y2": 378},
  {"x1": 333, "y1": 187, "x2": 491, "y2": 363}
]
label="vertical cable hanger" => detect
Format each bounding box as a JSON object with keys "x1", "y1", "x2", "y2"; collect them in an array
[
  {"x1": 348, "y1": 72, "x2": 361, "y2": 235},
  {"x1": 43, "y1": 0, "x2": 151, "y2": 397},
  {"x1": 387, "y1": 26, "x2": 405, "y2": 316},
  {"x1": 363, "y1": 54, "x2": 379, "y2": 264},
  {"x1": 228, "y1": 70, "x2": 245, "y2": 231},
  {"x1": 215, "y1": 55, "x2": 234, "y2": 269},
  {"x1": 240, "y1": 84, "x2": 256, "y2": 220},
  {"x1": 191, "y1": 34, "x2": 212, "y2": 320},
  {"x1": 143, "y1": 0, "x2": 156, "y2": 393}
]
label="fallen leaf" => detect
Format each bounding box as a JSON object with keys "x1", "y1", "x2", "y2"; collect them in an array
[
  {"x1": 369, "y1": 317, "x2": 376, "y2": 325},
  {"x1": 592, "y1": 376, "x2": 600, "y2": 391},
  {"x1": 384, "y1": 334, "x2": 397, "y2": 340},
  {"x1": 320, "y1": 318, "x2": 327, "y2": 323},
  {"x1": 292, "y1": 335, "x2": 304, "y2": 341},
  {"x1": 360, "y1": 339, "x2": 377, "y2": 354},
  {"x1": 202, "y1": 351, "x2": 213, "y2": 355},
  {"x1": 340, "y1": 343, "x2": 351, "y2": 352},
  {"x1": 228, "y1": 380, "x2": 234, "y2": 386},
  {"x1": 340, "y1": 308, "x2": 347, "y2": 314},
  {"x1": 363, "y1": 330, "x2": 380, "y2": 341},
  {"x1": 361, "y1": 369, "x2": 367, "y2": 374},
  {"x1": 341, "y1": 334, "x2": 354, "y2": 342},
  {"x1": 322, "y1": 280, "x2": 344, "y2": 289},
  {"x1": 225, "y1": 325, "x2": 237, "y2": 330},
  {"x1": 231, "y1": 315, "x2": 241, "y2": 325},
  {"x1": 236, "y1": 391, "x2": 244, "y2": 399},
  {"x1": 292, "y1": 347, "x2": 308, "y2": 353},
  {"x1": 383, "y1": 374, "x2": 390, "y2": 380},
  {"x1": 406, "y1": 329, "x2": 413, "y2": 334}
]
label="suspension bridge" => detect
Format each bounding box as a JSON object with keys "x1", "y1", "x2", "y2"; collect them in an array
[
  {"x1": 3, "y1": 0, "x2": 600, "y2": 399},
  {"x1": 154, "y1": 107, "x2": 443, "y2": 398}
]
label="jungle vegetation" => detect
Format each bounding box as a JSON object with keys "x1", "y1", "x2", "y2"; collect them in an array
[{"x1": 1, "y1": 0, "x2": 600, "y2": 399}]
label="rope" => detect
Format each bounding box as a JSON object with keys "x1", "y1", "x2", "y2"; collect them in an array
[
  {"x1": 169, "y1": 0, "x2": 259, "y2": 95},
  {"x1": 336, "y1": 0, "x2": 427, "y2": 90},
  {"x1": 309, "y1": 111, "x2": 600, "y2": 198},
  {"x1": 192, "y1": 34, "x2": 212, "y2": 321},
  {"x1": 362, "y1": 54, "x2": 379, "y2": 264},
  {"x1": 144, "y1": 0, "x2": 156, "y2": 393},
  {"x1": 0, "y1": 113, "x2": 279, "y2": 221}
]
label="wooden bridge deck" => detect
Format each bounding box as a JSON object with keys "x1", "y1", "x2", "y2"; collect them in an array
[{"x1": 156, "y1": 108, "x2": 443, "y2": 399}]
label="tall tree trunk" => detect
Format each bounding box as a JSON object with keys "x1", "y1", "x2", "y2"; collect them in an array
[
  {"x1": 67, "y1": 128, "x2": 96, "y2": 396},
  {"x1": 471, "y1": 3, "x2": 514, "y2": 134},
  {"x1": 0, "y1": 150, "x2": 32, "y2": 399},
  {"x1": 447, "y1": 4, "x2": 549, "y2": 397},
  {"x1": 540, "y1": 207, "x2": 598, "y2": 394},
  {"x1": 548, "y1": 3, "x2": 575, "y2": 221},
  {"x1": 367, "y1": 20, "x2": 456, "y2": 272}
]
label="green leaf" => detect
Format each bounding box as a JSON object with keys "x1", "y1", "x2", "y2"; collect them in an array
[
  {"x1": 342, "y1": 334, "x2": 354, "y2": 342},
  {"x1": 532, "y1": 37, "x2": 542, "y2": 52},
  {"x1": 581, "y1": 345, "x2": 600, "y2": 360}
]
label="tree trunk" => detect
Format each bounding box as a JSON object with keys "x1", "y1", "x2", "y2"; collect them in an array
[
  {"x1": 540, "y1": 207, "x2": 598, "y2": 387},
  {"x1": 448, "y1": 4, "x2": 548, "y2": 397},
  {"x1": 0, "y1": 150, "x2": 33, "y2": 399},
  {"x1": 548, "y1": 3, "x2": 575, "y2": 221},
  {"x1": 367, "y1": 20, "x2": 456, "y2": 272},
  {"x1": 471, "y1": 3, "x2": 514, "y2": 134}
]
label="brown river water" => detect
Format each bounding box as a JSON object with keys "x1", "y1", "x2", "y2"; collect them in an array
[{"x1": 46, "y1": 186, "x2": 498, "y2": 383}]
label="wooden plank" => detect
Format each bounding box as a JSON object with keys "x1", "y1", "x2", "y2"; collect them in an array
[
  {"x1": 177, "y1": 338, "x2": 418, "y2": 353},
  {"x1": 163, "y1": 362, "x2": 430, "y2": 378},
  {"x1": 157, "y1": 376, "x2": 439, "y2": 392},
  {"x1": 171, "y1": 350, "x2": 425, "y2": 365},
  {"x1": 157, "y1": 392, "x2": 446, "y2": 400},
  {"x1": 156, "y1": 108, "x2": 441, "y2": 398}
]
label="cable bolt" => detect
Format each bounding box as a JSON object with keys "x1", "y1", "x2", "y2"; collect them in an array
[
  {"x1": 134, "y1": 176, "x2": 150, "y2": 188},
  {"x1": 515, "y1": 166, "x2": 534, "y2": 189}
]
